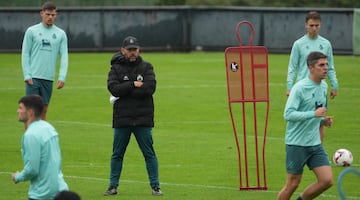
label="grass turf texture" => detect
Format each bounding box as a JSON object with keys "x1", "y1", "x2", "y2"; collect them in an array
[{"x1": 0, "y1": 52, "x2": 359, "y2": 199}]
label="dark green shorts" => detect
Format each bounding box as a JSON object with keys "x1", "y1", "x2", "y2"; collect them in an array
[
  {"x1": 286, "y1": 144, "x2": 330, "y2": 174},
  {"x1": 25, "y1": 78, "x2": 53, "y2": 105}
]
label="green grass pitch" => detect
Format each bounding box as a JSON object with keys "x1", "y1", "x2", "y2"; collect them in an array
[{"x1": 0, "y1": 52, "x2": 359, "y2": 199}]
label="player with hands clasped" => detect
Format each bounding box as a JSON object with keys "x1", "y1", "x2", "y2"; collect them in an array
[{"x1": 277, "y1": 52, "x2": 334, "y2": 200}]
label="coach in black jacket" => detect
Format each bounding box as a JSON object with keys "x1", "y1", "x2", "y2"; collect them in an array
[{"x1": 104, "y1": 36, "x2": 162, "y2": 196}]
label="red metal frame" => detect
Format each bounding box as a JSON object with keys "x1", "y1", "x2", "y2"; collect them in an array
[{"x1": 224, "y1": 20, "x2": 269, "y2": 190}]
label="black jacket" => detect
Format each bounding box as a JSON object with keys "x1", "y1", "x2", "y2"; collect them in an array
[{"x1": 107, "y1": 52, "x2": 156, "y2": 128}]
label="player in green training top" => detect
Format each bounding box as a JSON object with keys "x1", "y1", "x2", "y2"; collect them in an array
[
  {"x1": 286, "y1": 11, "x2": 339, "y2": 96},
  {"x1": 21, "y1": 1, "x2": 69, "y2": 120},
  {"x1": 286, "y1": 11, "x2": 339, "y2": 142},
  {"x1": 277, "y1": 52, "x2": 333, "y2": 200},
  {"x1": 12, "y1": 95, "x2": 68, "y2": 200}
]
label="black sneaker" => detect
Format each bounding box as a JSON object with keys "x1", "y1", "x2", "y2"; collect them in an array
[
  {"x1": 103, "y1": 186, "x2": 117, "y2": 196},
  {"x1": 152, "y1": 186, "x2": 163, "y2": 196}
]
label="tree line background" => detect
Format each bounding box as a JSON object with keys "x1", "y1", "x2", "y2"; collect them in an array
[{"x1": 0, "y1": 0, "x2": 358, "y2": 8}]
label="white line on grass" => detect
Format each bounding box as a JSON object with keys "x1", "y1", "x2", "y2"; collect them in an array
[
  {"x1": 0, "y1": 172, "x2": 357, "y2": 199},
  {"x1": 51, "y1": 120, "x2": 283, "y2": 141},
  {"x1": 53, "y1": 120, "x2": 230, "y2": 126},
  {"x1": 0, "y1": 85, "x2": 226, "y2": 90},
  {"x1": 1, "y1": 84, "x2": 360, "y2": 91},
  {"x1": 54, "y1": 120, "x2": 111, "y2": 127}
]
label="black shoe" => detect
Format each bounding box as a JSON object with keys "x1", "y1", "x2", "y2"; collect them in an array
[
  {"x1": 152, "y1": 186, "x2": 163, "y2": 196},
  {"x1": 103, "y1": 186, "x2": 117, "y2": 196}
]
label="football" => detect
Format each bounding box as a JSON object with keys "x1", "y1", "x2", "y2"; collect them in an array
[{"x1": 333, "y1": 149, "x2": 353, "y2": 166}]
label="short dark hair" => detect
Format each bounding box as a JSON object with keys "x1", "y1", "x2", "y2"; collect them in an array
[
  {"x1": 42, "y1": 2, "x2": 56, "y2": 11},
  {"x1": 307, "y1": 51, "x2": 327, "y2": 67},
  {"x1": 18, "y1": 95, "x2": 44, "y2": 118},
  {"x1": 54, "y1": 191, "x2": 81, "y2": 200},
  {"x1": 306, "y1": 11, "x2": 321, "y2": 22}
]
